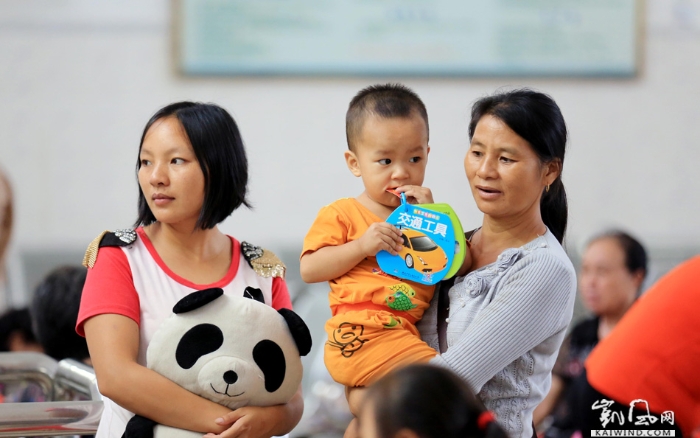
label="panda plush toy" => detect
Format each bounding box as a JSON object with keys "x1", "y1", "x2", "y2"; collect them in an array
[{"x1": 122, "y1": 287, "x2": 312, "y2": 438}]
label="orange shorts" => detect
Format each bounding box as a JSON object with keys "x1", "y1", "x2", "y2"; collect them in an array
[{"x1": 324, "y1": 309, "x2": 438, "y2": 387}]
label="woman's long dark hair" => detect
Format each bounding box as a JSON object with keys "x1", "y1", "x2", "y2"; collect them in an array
[{"x1": 469, "y1": 89, "x2": 568, "y2": 243}]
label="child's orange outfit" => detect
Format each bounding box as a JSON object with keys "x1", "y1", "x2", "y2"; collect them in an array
[{"x1": 302, "y1": 198, "x2": 437, "y2": 387}]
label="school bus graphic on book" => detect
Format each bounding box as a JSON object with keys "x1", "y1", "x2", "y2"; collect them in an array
[{"x1": 397, "y1": 229, "x2": 448, "y2": 274}]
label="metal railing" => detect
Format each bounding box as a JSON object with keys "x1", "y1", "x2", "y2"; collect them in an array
[{"x1": 0, "y1": 352, "x2": 102, "y2": 437}]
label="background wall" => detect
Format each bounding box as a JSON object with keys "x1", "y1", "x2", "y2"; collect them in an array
[{"x1": 1, "y1": 0, "x2": 699, "y2": 306}]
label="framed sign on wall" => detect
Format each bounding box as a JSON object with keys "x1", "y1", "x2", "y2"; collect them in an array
[{"x1": 175, "y1": 0, "x2": 642, "y2": 77}]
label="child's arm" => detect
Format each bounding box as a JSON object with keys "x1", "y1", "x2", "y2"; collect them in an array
[{"x1": 300, "y1": 222, "x2": 403, "y2": 283}]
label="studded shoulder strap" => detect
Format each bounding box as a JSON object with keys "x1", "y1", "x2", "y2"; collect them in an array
[
  {"x1": 240, "y1": 241, "x2": 286, "y2": 279},
  {"x1": 82, "y1": 228, "x2": 137, "y2": 268}
]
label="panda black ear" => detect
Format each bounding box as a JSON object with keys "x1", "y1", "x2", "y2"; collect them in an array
[
  {"x1": 278, "y1": 309, "x2": 312, "y2": 356},
  {"x1": 243, "y1": 287, "x2": 265, "y2": 304},
  {"x1": 173, "y1": 288, "x2": 224, "y2": 314}
]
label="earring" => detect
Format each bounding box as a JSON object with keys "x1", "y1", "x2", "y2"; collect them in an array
[{"x1": 545, "y1": 185, "x2": 550, "y2": 193}]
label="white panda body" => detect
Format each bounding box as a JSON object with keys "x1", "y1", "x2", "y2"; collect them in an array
[{"x1": 129, "y1": 288, "x2": 311, "y2": 438}]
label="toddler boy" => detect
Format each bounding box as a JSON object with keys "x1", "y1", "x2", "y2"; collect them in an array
[{"x1": 300, "y1": 84, "x2": 469, "y2": 389}]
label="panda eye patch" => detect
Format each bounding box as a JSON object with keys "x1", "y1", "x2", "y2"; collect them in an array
[
  {"x1": 176, "y1": 324, "x2": 224, "y2": 369},
  {"x1": 253, "y1": 340, "x2": 286, "y2": 393}
]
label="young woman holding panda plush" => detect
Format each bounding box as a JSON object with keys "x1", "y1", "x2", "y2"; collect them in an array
[{"x1": 76, "y1": 102, "x2": 302, "y2": 438}]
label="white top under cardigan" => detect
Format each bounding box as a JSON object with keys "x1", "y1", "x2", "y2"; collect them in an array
[{"x1": 418, "y1": 230, "x2": 576, "y2": 438}]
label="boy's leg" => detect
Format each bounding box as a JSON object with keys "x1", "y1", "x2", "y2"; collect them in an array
[
  {"x1": 343, "y1": 386, "x2": 366, "y2": 438},
  {"x1": 344, "y1": 418, "x2": 359, "y2": 438},
  {"x1": 345, "y1": 386, "x2": 366, "y2": 417}
]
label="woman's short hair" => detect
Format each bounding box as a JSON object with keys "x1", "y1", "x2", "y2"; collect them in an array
[
  {"x1": 469, "y1": 88, "x2": 568, "y2": 243},
  {"x1": 590, "y1": 229, "x2": 648, "y2": 287},
  {"x1": 135, "y1": 101, "x2": 251, "y2": 230},
  {"x1": 364, "y1": 364, "x2": 507, "y2": 438}
]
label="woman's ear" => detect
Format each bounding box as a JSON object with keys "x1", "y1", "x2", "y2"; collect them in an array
[
  {"x1": 631, "y1": 269, "x2": 646, "y2": 293},
  {"x1": 344, "y1": 150, "x2": 362, "y2": 177},
  {"x1": 543, "y1": 158, "x2": 562, "y2": 186}
]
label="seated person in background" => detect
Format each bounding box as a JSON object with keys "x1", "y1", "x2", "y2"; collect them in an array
[
  {"x1": 534, "y1": 230, "x2": 647, "y2": 437},
  {"x1": 0, "y1": 308, "x2": 44, "y2": 402},
  {"x1": 0, "y1": 308, "x2": 42, "y2": 353},
  {"x1": 582, "y1": 255, "x2": 700, "y2": 437},
  {"x1": 358, "y1": 364, "x2": 506, "y2": 438},
  {"x1": 31, "y1": 265, "x2": 90, "y2": 365}
]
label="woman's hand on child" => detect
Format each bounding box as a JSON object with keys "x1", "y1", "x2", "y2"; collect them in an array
[
  {"x1": 395, "y1": 185, "x2": 434, "y2": 205},
  {"x1": 359, "y1": 222, "x2": 403, "y2": 256}
]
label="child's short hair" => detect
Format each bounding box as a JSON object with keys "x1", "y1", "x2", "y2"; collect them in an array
[
  {"x1": 135, "y1": 101, "x2": 251, "y2": 230},
  {"x1": 0, "y1": 308, "x2": 37, "y2": 352},
  {"x1": 345, "y1": 83, "x2": 429, "y2": 151},
  {"x1": 30, "y1": 265, "x2": 89, "y2": 362},
  {"x1": 364, "y1": 364, "x2": 507, "y2": 438}
]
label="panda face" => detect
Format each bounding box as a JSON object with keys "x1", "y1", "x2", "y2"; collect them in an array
[
  {"x1": 173, "y1": 323, "x2": 288, "y2": 402},
  {"x1": 147, "y1": 292, "x2": 304, "y2": 410}
]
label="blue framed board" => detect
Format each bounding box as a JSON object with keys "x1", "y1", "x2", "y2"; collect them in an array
[{"x1": 176, "y1": 0, "x2": 641, "y2": 77}]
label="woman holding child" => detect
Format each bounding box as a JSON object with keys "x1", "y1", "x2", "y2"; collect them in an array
[{"x1": 417, "y1": 89, "x2": 577, "y2": 438}]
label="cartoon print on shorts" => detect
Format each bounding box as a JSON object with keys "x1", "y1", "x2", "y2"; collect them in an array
[
  {"x1": 327, "y1": 322, "x2": 367, "y2": 358},
  {"x1": 386, "y1": 283, "x2": 417, "y2": 311}
]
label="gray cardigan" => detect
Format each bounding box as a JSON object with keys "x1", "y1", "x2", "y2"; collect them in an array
[{"x1": 418, "y1": 230, "x2": 576, "y2": 438}]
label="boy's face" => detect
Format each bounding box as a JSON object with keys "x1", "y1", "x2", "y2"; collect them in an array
[{"x1": 345, "y1": 113, "x2": 429, "y2": 213}]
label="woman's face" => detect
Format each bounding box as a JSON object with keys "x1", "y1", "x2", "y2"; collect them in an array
[
  {"x1": 137, "y1": 117, "x2": 205, "y2": 227},
  {"x1": 579, "y1": 238, "x2": 641, "y2": 317},
  {"x1": 464, "y1": 115, "x2": 558, "y2": 222}
]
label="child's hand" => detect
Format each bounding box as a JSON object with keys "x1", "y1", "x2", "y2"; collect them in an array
[
  {"x1": 395, "y1": 185, "x2": 434, "y2": 205},
  {"x1": 358, "y1": 222, "x2": 403, "y2": 256}
]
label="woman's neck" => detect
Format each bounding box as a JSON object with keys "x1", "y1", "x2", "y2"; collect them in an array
[
  {"x1": 470, "y1": 215, "x2": 547, "y2": 270},
  {"x1": 144, "y1": 221, "x2": 228, "y2": 263},
  {"x1": 598, "y1": 300, "x2": 635, "y2": 339},
  {"x1": 598, "y1": 314, "x2": 623, "y2": 340}
]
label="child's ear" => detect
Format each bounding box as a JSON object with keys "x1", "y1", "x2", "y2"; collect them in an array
[{"x1": 344, "y1": 150, "x2": 362, "y2": 177}]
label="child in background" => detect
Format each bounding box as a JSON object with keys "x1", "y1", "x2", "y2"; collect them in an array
[
  {"x1": 31, "y1": 265, "x2": 91, "y2": 364},
  {"x1": 0, "y1": 308, "x2": 45, "y2": 403},
  {"x1": 300, "y1": 84, "x2": 471, "y2": 433},
  {"x1": 358, "y1": 364, "x2": 506, "y2": 438},
  {"x1": 0, "y1": 308, "x2": 42, "y2": 353}
]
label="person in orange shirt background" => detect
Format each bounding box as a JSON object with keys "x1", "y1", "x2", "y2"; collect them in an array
[{"x1": 580, "y1": 255, "x2": 700, "y2": 437}]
